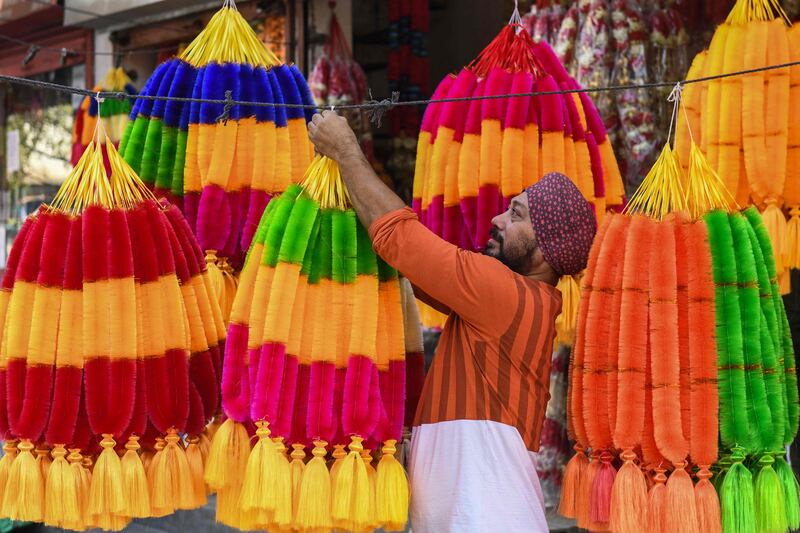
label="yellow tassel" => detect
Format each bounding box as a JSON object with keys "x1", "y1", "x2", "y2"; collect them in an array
[
  {"x1": 92, "y1": 511, "x2": 130, "y2": 531},
  {"x1": 238, "y1": 420, "x2": 278, "y2": 521},
  {"x1": 376, "y1": 440, "x2": 409, "y2": 531},
  {"x1": 87, "y1": 434, "x2": 124, "y2": 519},
  {"x1": 332, "y1": 436, "x2": 371, "y2": 531},
  {"x1": 152, "y1": 428, "x2": 195, "y2": 512},
  {"x1": 0, "y1": 441, "x2": 18, "y2": 506},
  {"x1": 289, "y1": 444, "x2": 306, "y2": 523},
  {"x1": 330, "y1": 443, "x2": 347, "y2": 485},
  {"x1": 204, "y1": 417, "x2": 250, "y2": 491},
  {"x1": 785, "y1": 207, "x2": 800, "y2": 269},
  {"x1": 220, "y1": 257, "x2": 237, "y2": 324},
  {"x1": 198, "y1": 429, "x2": 212, "y2": 467},
  {"x1": 555, "y1": 275, "x2": 580, "y2": 347},
  {"x1": 216, "y1": 483, "x2": 247, "y2": 529},
  {"x1": 148, "y1": 438, "x2": 170, "y2": 518},
  {"x1": 295, "y1": 440, "x2": 332, "y2": 530},
  {"x1": 44, "y1": 445, "x2": 80, "y2": 527},
  {"x1": 185, "y1": 435, "x2": 208, "y2": 506},
  {"x1": 35, "y1": 446, "x2": 51, "y2": 483},
  {"x1": 762, "y1": 202, "x2": 788, "y2": 275},
  {"x1": 2, "y1": 439, "x2": 44, "y2": 521},
  {"x1": 120, "y1": 435, "x2": 151, "y2": 518},
  {"x1": 63, "y1": 449, "x2": 87, "y2": 531},
  {"x1": 362, "y1": 448, "x2": 378, "y2": 531},
  {"x1": 204, "y1": 250, "x2": 226, "y2": 313},
  {"x1": 271, "y1": 436, "x2": 293, "y2": 530},
  {"x1": 79, "y1": 454, "x2": 92, "y2": 528}
]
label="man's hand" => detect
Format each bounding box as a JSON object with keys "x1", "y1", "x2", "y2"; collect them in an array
[
  {"x1": 306, "y1": 111, "x2": 404, "y2": 230},
  {"x1": 308, "y1": 110, "x2": 362, "y2": 163}
]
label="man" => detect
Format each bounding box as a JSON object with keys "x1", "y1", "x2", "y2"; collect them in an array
[{"x1": 308, "y1": 111, "x2": 596, "y2": 533}]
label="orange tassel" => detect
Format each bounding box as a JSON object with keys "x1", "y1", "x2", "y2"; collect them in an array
[
  {"x1": 590, "y1": 450, "x2": 617, "y2": 524},
  {"x1": 576, "y1": 452, "x2": 599, "y2": 530},
  {"x1": 695, "y1": 467, "x2": 722, "y2": 533},
  {"x1": 610, "y1": 449, "x2": 648, "y2": 533},
  {"x1": 665, "y1": 462, "x2": 700, "y2": 533},
  {"x1": 558, "y1": 444, "x2": 588, "y2": 518},
  {"x1": 648, "y1": 467, "x2": 668, "y2": 533}
]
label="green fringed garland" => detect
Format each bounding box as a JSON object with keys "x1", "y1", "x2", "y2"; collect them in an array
[
  {"x1": 720, "y1": 448, "x2": 756, "y2": 533},
  {"x1": 309, "y1": 210, "x2": 333, "y2": 285},
  {"x1": 355, "y1": 223, "x2": 378, "y2": 277},
  {"x1": 743, "y1": 207, "x2": 799, "y2": 443},
  {"x1": 300, "y1": 215, "x2": 322, "y2": 278},
  {"x1": 704, "y1": 210, "x2": 749, "y2": 449},
  {"x1": 264, "y1": 185, "x2": 302, "y2": 266},
  {"x1": 122, "y1": 117, "x2": 149, "y2": 173},
  {"x1": 777, "y1": 304, "x2": 799, "y2": 441},
  {"x1": 331, "y1": 210, "x2": 357, "y2": 284},
  {"x1": 729, "y1": 213, "x2": 772, "y2": 450},
  {"x1": 279, "y1": 195, "x2": 320, "y2": 265},
  {"x1": 745, "y1": 222, "x2": 786, "y2": 450},
  {"x1": 140, "y1": 119, "x2": 164, "y2": 186},
  {"x1": 172, "y1": 130, "x2": 189, "y2": 197},
  {"x1": 156, "y1": 127, "x2": 179, "y2": 191},
  {"x1": 245, "y1": 198, "x2": 278, "y2": 260},
  {"x1": 119, "y1": 120, "x2": 135, "y2": 155}
]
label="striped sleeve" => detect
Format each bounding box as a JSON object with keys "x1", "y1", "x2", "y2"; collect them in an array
[{"x1": 370, "y1": 208, "x2": 518, "y2": 336}]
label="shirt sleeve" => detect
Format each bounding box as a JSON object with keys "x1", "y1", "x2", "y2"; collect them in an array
[{"x1": 369, "y1": 207, "x2": 516, "y2": 335}]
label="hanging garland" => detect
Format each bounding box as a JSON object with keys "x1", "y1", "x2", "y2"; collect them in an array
[
  {"x1": 0, "y1": 115, "x2": 223, "y2": 529},
  {"x1": 206, "y1": 156, "x2": 411, "y2": 532},
  {"x1": 677, "y1": 0, "x2": 798, "y2": 294},
  {"x1": 119, "y1": 0, "x2": 316, "y2": 321}
]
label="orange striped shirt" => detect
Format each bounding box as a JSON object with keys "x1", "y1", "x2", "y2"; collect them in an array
[{"x1": 370, "y1": 208, "x2": 562, "y2": 451}]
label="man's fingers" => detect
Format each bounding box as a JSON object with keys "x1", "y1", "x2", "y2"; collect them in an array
[{"x1": 311, "y1": 113, "x2": 324, "y2": 125}]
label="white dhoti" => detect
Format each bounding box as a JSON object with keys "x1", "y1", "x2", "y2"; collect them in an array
[{"x1": 409, "y1": 419, "x2": 548, "y2": 533}]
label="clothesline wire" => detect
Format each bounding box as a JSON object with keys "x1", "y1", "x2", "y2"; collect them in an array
[
  {"x1": 1, "y1": 58, "x2": 799, "y2": 116},
  {"x1": 0, "y1": 33, "x2": 178, "y2": 58}
]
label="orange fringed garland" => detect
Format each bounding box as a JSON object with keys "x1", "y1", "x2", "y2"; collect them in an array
[
  {"x1": 583, "y1": 214, "x2": 628, "y2": 527},
  {"x1": 685, "y1": 221, "x2": 722, "y2": 533},
  {"x1": 609, "y1": 215, "x2": 652, "y2": 533},
  {"x1": 560, "y1": 215, "x2": 613, "y2": 520}
]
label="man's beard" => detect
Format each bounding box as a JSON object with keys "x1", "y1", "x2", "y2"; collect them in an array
[{"x1": 483, "y1": 229, "x2": 533, "y2": 274}]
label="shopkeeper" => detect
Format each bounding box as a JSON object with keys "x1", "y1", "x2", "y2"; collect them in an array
[{"x1": 308, "y1": 110, "x2": 596, "y2": 533}]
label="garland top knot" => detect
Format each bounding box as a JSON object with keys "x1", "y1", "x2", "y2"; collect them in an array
[
  {"x1": 726, "y1": 0, "x2": 790, "y2": 24},
  {"x1": 179, "y1": 2, "x2": 281, "y2": 67},
  {"x1": 300, "y1": 156, "x2": 351, "y2": 211}
]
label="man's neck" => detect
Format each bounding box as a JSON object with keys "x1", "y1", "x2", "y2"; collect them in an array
[{"x1": 523, "y1": 264, "x2": 559, "y2": 286}]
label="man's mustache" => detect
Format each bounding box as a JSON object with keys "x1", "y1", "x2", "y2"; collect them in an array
[{"x1": 489, "y1": 228, "x2": 503, "y2": 244}]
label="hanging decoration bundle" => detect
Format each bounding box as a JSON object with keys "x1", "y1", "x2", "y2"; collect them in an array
[
  {"x1": 71, "y1": 67, "x2": 137, "y2": 170},
  {"x1": 119, "y1": 0, "x2": 316, "y2": 321},
  {"x1": 206, "y1": 156, "x2": 410, "y2": 532},
  {"x1": 563, "y1": 89, "x2": 800, "y2": 533},
  {"x1": 413, "y1": 11, "x2": 624, "y2": 254},
  {"x1": 0, "y1": 112, "x2": 224, "y2": 530},
  {"x1": 676, "y1": 0, "x2": 799, "y2": 292}
]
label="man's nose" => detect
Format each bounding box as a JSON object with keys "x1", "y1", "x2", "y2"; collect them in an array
[{"x1": 491, "y1": 214, "x2": 505, "y2": 230}]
